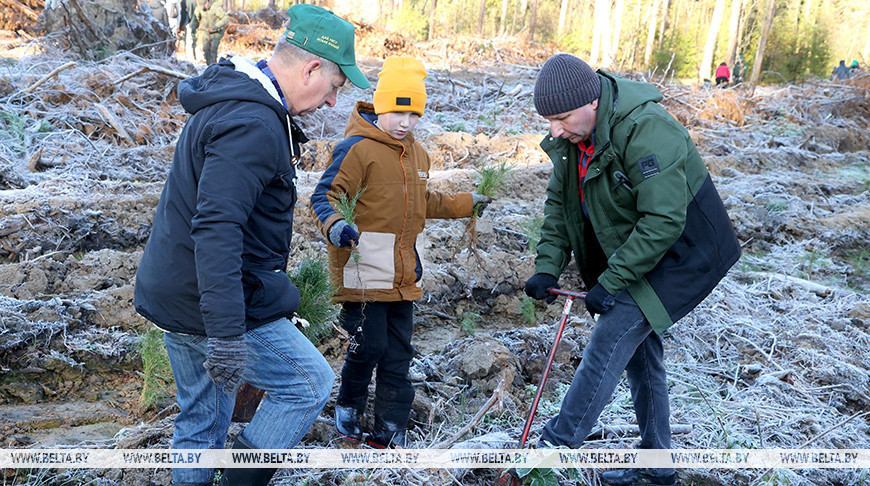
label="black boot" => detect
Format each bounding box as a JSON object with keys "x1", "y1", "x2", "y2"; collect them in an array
[
  {"x1": 366, "y1": 414, "x2": 407, "y2": 449},
  {"x1": 218, "y1": 435, "x2": 276, "y2": 486},
  {"x1": 600, "y1": 468, "x2": 677, "y2": 486},
  {"x1": 334, "y1": 404, "x2": 363, "y2": 443}
]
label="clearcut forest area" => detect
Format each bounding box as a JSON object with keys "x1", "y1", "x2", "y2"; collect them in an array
[{"x1": 0, "y1": 3, "x2": 869, "y2": 486}]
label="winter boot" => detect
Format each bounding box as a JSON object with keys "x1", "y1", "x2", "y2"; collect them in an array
[
  {"x1": 218, "y1": 435, "x2": 276, "y2": 486},
  {"x1": 334, "y1": 404, "x2": 364, "y2": 443},
  {"x1": 600, "y1": 468, "x2": 677, "y2": 485},
  {"x1": 366, "y1": 414, "x2": 407, "y2": 449}
]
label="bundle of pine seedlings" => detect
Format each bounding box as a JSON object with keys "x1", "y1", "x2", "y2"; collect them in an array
[{"x1": 461, "y1": 159, "x2": 513, "y2": 254}]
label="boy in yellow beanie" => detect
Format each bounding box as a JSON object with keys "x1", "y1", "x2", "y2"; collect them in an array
[{"x1": 310, "y1": 56, "x2": 492, "y2": 448}]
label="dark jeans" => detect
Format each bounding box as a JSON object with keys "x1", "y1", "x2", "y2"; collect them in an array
[
  {"x1": 338, "y1": 301, "x2": 415, "y2": 425},
  {"x1": 540, "y1": 291, "x2": 675, "y2": 475}
]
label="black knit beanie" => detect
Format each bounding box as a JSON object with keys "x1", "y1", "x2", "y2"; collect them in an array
[{"x1": 534, "y1": 54, "x2": 601, "y2": 116}]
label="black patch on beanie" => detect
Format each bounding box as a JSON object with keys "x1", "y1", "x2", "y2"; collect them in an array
[{"x1": 396, "y1": 97, "x2": 411, "y2": 106}]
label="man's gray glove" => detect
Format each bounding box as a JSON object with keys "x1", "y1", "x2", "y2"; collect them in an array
[
  {"x1": 203, "y1": 336, "x2": 247, "y2": 393},
  {"x1": 328, "y1": 220, "x2": 360, "y2": 248},
  {"x1": 471, "y1": 193, "x2": 493, "y2": 215}
]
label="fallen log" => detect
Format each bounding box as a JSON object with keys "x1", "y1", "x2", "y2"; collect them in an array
[
  {"x1": 0, "y1": 0, "x2": 40, "y2": 20},
  {"x1": 95, "y1": 103, "x2": 134, "y2": 146},
  {"x1": 433, "y1": 378, "x2": 507, "y2": 449},
  {"x1": 114, "y1": 64, "x2": 190, "y2": 85},
  {"x1": 23, "y1": 61, "x2": 77, "y2": 94},
  {"x1": 586, "y1": 423, "x2": 693, "y2": 440},
  {"x1": 745, "y1": 271, "x2": 833, "y2": 297}
]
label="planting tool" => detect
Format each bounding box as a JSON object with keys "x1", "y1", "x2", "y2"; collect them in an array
[
  {"x1": 518, "y1": 287, "x2": 586, "y2": 448},
  {"x1": 497, "y1": 288, "x2": 585, "y2": 485}
]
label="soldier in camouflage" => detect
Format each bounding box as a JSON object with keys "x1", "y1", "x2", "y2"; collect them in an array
[{"x1": 195, "y1": 0, "x2": 229, "y2": 65}]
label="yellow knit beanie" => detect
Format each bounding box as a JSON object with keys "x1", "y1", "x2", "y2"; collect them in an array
[{"x1": 373, "y1": 56, "x2": 427, "y2": 116}]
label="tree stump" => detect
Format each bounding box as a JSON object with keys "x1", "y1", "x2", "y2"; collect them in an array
[{"x1": 44, "y1": 0, "x2": 173, "y2": 60}]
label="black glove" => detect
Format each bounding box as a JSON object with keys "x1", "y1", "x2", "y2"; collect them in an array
[
  {"x1": 524, "y1": 273, "x2": 560, "y2": 304},
  {"x1": 328, "y1": 220, "x2": 360, "y2": 248},
  {"x1": 471, "y1": 193, "x2": 493, "y2": 216},
  {"x1": 585, "y1": 284, "x2": 615, "y2": 316},
  {"x1": 203, "y1": 336, "x2": 247, "y2": 393}
]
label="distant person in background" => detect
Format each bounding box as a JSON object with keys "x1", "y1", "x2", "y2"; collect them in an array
[
  {"x1": 715, "y1": 62, "x2": 730, "y2": 86},
  {"x1": 167, "y1": 0, "x2": 181, "y2": 40},
  {"x1": 831, "y1": 60, "x2": 851, "y2": 81},
  {"x1": 148, "y1": 0, "x2": 169, "y2": 27},
  {"x1": 196, "y1": 0, "x2": 230, "y2": 65},
  {"x1": 733, "y1": 54, "x2": 745, "y2": 84},
  {"x1": 183, "y1": 0, "x2": 199, "y2": 61},
  {"x1": 850, "y1": 60, "x2": 862, "y2": 76}
]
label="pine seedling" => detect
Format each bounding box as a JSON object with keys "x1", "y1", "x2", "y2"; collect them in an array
[
  {"x1": 334, "y1": 184, "x2": 366, "y2": 262},
  {"x1": 288, "y1": 256, "x2": 339, "y2": 344},
  {"x1": 520, "y1": 295, "x2": 537, "y2": 325},
  {"x1": 462, "y1": 159, "x2": 513, "y2": 253},
  {"x1": 474, "y1": 160, "x2": 512, "y2": 214},
  {"x1": 139, "y1": 328, "x2": 174, "y2": 408},
  {"x1": 460, "y1": 311, "x2": 481, "y2": 336},
  {"x1": 518, "y1": 215, "x2": 544, "y2": 255}
]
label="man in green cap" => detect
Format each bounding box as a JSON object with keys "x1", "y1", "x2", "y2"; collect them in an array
[{"x1": 134, "y1": 5, "x2": 369, "y2": 486}]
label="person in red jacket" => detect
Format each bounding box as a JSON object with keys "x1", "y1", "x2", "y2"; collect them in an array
[{"x1": 715, "y1": 62, "x2": 731, "y2": 86}]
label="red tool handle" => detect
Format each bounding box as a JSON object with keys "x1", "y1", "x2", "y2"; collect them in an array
[
  {"x1": 517, "y1": 290, "x2": 586, "y2": 448},
  {"x1": 549, "y1": 288, "x2": 587, "y2": 299}
]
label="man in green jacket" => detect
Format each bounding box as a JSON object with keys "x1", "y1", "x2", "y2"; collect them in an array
[{"x1": 524, "y1": 54, "x2": 740, "y2": 486}]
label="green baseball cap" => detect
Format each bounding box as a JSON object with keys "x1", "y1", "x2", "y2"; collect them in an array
[{"x1": 284, "y1": 4, "x2": 370, "y2": 89}]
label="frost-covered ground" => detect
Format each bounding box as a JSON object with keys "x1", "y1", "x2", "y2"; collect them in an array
[{"x1": 1, "y1": 16, "x2": 869, "y2": 486}]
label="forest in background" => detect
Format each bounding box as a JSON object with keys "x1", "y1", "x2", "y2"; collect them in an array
[
  {"x1": 2, "y1": 0, "x2": 867, "y2": 83},
  {"x1": 217, "y1": 0, "x2": 870, "y2": 84},
  {"x1": 0, "y1": 1, "x2": 868, "y2": 485}
]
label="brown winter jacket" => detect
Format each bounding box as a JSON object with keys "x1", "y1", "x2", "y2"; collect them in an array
[{"x1": 311, "y1": 102, "x2": 473, "y2": 302}]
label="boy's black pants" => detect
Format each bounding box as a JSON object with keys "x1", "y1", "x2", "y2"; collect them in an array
[{"x1": 337, "y1": 301, "x2": 415, "y2": 425}]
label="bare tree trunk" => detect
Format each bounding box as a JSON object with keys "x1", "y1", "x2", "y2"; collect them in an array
[
  {"x1": 500, "y1": 0, "x2": 510, "y2": 34},
  {"x1": 628, "y1": 0, "x2": 641, "y2": 68},
  {"x1": 591, "y1": 0, "x2": 611, "y2": 66},
  {"x1": 478, "y1": 0, "x2": 486, "y2": 36},
  {"x1": 657, "y1": 0, "x2": 669, "y2": 45},
  {"x1": 528, "y1": 0, "x2": 538, "y2": 41},
  {"x1": 610, "y1": 0, "x2": 624, "y2": 67},
  {"x1": 519, "y1": 0, "x2": 528, "y2": 31},
  {"x1": 699, "y1": 0, "x2": 726, "y2": 83},
  {"x1": 643, "y1": 0, "x2": 661, "y2": 66},
  {"x1": 725, "y1": 0, "x2": 741, "y2": 65},
  {"x1": 750, "y1": 0, "x2": 776, "y2": 88},
  {"x1": 558, "y1": 0, "x2": 570, "y2": 35},
  {"x1": 428, "y1": 0, "x2": 437, "y2": 40},
  {"x1": 864, "y1": 16, "x2": 870, "y2": 64},
  {"x1": 735, "y1": 0, "x2": 746, "y2": 53}
]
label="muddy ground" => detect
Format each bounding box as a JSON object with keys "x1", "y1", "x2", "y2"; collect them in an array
[{"x1": 1, "y1": 10, "x2": 869, "y2": 486}]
